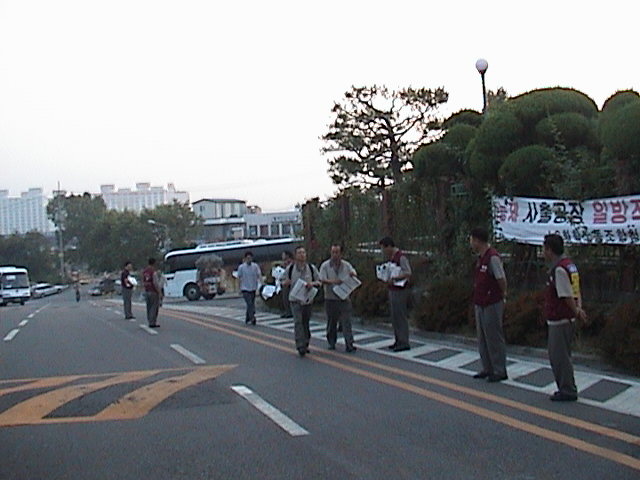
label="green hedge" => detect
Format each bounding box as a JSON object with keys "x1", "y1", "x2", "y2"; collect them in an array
[{"x1": 498, "y1": 145, "x2": 556, "y2": 196}]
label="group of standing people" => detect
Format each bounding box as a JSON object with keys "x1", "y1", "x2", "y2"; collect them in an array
[
  {"x1": 470, "y1": 227, "x2": 587, "y2": 402},
  {"x1": 120, "y1": 258, "x2": 164, "y2": 328}
]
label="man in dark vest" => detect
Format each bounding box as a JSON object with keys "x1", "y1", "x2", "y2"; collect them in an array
[
  {"x1": 543, "y1": 234, "x2": 587, "y2": 402},
  {"x1": 142, "y1": 258, "x2": 163, "y2": 328},
  {"x1": 379, "y1": 237, "x2": 412, "y2": 352},
  {"x1": 470, "y1": 227, "x2": 508, "y2": 382}
]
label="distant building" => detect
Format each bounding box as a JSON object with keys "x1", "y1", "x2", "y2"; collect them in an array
[
  {"x1": 0, "y1": 188, "x2": 54, "y2": 235},
  {"x1": 193, "y1": 198, "x2": 301, "y2": 242},
  {"x1": 99, "y1": 183, "x2": 189, "y2": 212}
]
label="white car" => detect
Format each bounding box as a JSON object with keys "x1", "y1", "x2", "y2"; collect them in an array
[{"x1": 31, "y1": 283, "x2": 58, "y2": 298}]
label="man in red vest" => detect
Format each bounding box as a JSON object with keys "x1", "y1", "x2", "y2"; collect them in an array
[
  {"x1": 379, "y1": 237, "x2": 412, "y2": 352},
  {"x1": 470, "y1": 227, "x2": 508, "y2": 382},
  {"x1": 543, "y1": 234, "x2": 587, "y2": 402}
]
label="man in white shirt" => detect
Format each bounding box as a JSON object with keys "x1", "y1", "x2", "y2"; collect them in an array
[
  {"x1": 237, "y1": 251, "x2": 262, "y2": 325},
  {"x1": 319, "y1": 244, "x2": 359, "y2": 352}
]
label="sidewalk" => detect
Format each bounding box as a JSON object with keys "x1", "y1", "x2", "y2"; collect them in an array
[{"x1": 157, "y1": 300, "x2": 640, "y2": 419}]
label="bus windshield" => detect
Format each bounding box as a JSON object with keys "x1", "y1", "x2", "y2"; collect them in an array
[{"x1": 1, "y1": 273, "x2": 29, "y2": 289}]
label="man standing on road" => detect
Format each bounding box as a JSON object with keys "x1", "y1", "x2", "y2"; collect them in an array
[
  {"x1": 470, "y1": 227, "x2": 508, "y2": 383},
  {"x1": 142, "y1": 258, "x2": 163, "y2": 328},
  {"x1": 281, "y1": 246, "x2": 321, "y2": 357},
  {"x1": 379, "y1": 237, "x2": 412, "y2": 352},
  {"x1": 237, "y1": 251, "x2": 262, "y2": 325},
  {"x1": 280, "y1": 250, "x2": 294, "y2": 318},
  {"x1": 319, "y1": 244, "x2": 358, "y2": 353},
  {"x1": 121, "y1": 260, "x2": 135, "y2": 320},
  {"x1": 543, "y1": 234, "x2": 587, "y2": 402}
]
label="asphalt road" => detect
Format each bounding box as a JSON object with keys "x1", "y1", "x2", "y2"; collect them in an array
[{"x1": 0, "y1": 290, "x2": 639, "y2": 480}]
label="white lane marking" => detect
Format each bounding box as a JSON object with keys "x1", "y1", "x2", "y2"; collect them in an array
[
  {"x1": 170, "y1": 344, "x2": 206, "y2": 365},
  {"x1": 27, "y1": 313, "x2": 34, "y2": 319},
  {"x1": 231, "y1": 385, "x2": 309, "y2": 437},
  {"x1": 18, "y1": 320, "x2": 29, "y2": 327},
  {"x1": 139, "y1": 325, "x2": 159, "y2": 335},
  {"x1": 130, "y1": 318, "x2": 137, "y2": 322},
  {"x1": 3, "y1": 329, "x2": 20, "y2": 342}
]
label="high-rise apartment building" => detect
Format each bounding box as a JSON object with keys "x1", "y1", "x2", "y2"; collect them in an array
[
  {"x1": 99, "y1": 183, "x2": 189, "y2": 212},
  {"x1": 0, "y1": 188, "x2": 54, "y2": 235}
]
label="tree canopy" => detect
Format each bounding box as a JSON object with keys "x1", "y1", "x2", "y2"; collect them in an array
[{"x1": 322, "y1": 85, "x2": 449, "y2": 190}]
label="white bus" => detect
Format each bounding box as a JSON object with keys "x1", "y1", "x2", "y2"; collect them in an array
[
  {"x1": 164, "y1": 238, "x2": 299, "y2": 301},
  {"x1": 0, "y1": 266, "x2": 31, "y2": 306}
]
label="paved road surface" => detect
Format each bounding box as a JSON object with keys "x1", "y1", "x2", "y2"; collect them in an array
[{"x1": 1, "y1": 290, "x2": 638, "y2": 479}]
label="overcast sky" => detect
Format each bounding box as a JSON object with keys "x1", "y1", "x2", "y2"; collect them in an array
[{"x1": 1, "y1": 0, "x2": 638, "y2": 211}]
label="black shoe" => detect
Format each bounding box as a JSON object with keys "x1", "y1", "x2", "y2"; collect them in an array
[
  {"x1": 346, "y1": 345, "x2": 357, "y2": 353},
  {"x1": 473, "y1": 372, "x2": 490, "y2": 379},
  {"x1": 251, "y1": 318, "x2": 256, "y2": 325},
  {"x1": 305, "y1": 347, "x2": 311, "y2": 353},
  {"x1": 328, "y1": 344, "x2": 336, "y2": 350},
  {"x1": 393, "y1": 345, "x2": 411, "y2": 352},
  {"x1": 298, "y1": 348, "x2": 306, "y2": 357},
  {"x1": 387, "y1": 343, "x2": 397, "y2": 350},
  {"x1": 487, "y1": 374, "x2": 508, "y2": 383},
  {"x1": 149, "y1": 324, "x2": 160, "y2": 329},
  {"x1": 549, "y1": 392, "x2": 578, "y2": 402}
]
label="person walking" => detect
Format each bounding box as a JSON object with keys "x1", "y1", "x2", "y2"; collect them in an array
[
  {"x1": 470, "y1": 227, "x2": 508, "y2": 383},
  {"x1": 319, "y1": 244, "x2": 358, "y2": 353},
  {"x1": 379, "y1": 237, "x2": 412, "y2": 352},
  {"x1": 142, "y1": 258, "x2": 163, "y2": 328},
  {"x1": 280, "y1": 250, "x2": 294, "y2": 318},
  {"x1": 543, "y1": 234, "x2": 587, "y2": 402},
  {"x1": 237, "y1": 251, "x2": 262, "y2": 325},
  {"x1": 281, "y1": 246, "x2": 321, "y2": 357},
  {"x1": 121, "y1": 260, "x2": 135, "y2": 319}
]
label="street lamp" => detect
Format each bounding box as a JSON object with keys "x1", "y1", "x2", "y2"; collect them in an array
[
  {"x1": 147, "y1": 219, "x2": 171, "y2": 253},
  {"x1": 475, "y1": 58, "x2": 489, "y2": 115}
]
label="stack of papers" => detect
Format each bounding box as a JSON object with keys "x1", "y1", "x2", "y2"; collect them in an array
[
  {"x1": 376, "y1": 262, "x2": 407, "y2": 287},
  {"x1": 332, "y1": 275, "x2": 362, "y2": 300},
  {"x1": 290, "y1": 278, "x2": 318, "y2": 304}
]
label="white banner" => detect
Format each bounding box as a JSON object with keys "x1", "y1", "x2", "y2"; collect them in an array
[{"x1": 492, "y1": 195, "x2": 640, "y2": 245}]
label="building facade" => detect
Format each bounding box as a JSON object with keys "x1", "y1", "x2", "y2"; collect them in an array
[
  {"x1": 193, "y1": 198, "x2": 301, "y2": 243},
  {"x1": 0, "y1": 188, "x2": 54, "y2": 235},
  {"x1": 99, "y1": 183, "x2": 189, "y2": 212}
]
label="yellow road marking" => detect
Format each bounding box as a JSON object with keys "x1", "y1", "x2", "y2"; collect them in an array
[
  {"x1": 95, "y1": 365, "x2": 234, "y2": 420},
  {"x1": 169, "y1": 309, "x2": 640, "y2": 445},
  {"x1": 0, "y1": 376, "x2": 84, "y2": 397},
  {"x1": 0, "y1": 371, "x2": 156, "y2": 427},
  {"x1": 165, "y1": 309, "x2": 640, "y2": 472},
  {"x1": 0, "y1": 365, "x2": 235, "y2": 427}
]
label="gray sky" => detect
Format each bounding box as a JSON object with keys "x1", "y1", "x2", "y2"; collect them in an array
[{"x1": 1, "y1": 0, "x2": 638, "y2": 211}]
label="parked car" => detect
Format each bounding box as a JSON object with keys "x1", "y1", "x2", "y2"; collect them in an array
[
  {"x1": 88, "y1": 284, "x2": 103, "y2": 296},
  {"x1": 31, "y1": 283, "x2": 58, "y2": 298}
]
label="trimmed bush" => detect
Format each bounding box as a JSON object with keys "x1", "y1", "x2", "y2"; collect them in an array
[
  {"x1": 503, "y1": 291, "x2": 546, "y2": 347},
  {"x1": 600, "y1": 298, "x2": 640, "y2": 374},
  {"x1": 443, "y1": 109, "x2": 483, "y2": 128},
  {"x1": 600, "y1": 100, "x2": 640, "y2": 161},
  {"x1": 601, "y1": 90, "x2": 640, "y2": 117},
  {"x1": 535, "y1": 112, "x2": 598, "y2": 150},
  {"x1": 509, "y1": 88, "x2": 598, "y2": 129},
  {"x1": 442, "y1": 124, "x2": 478, "y2": 152},
  {"x1": 351, "y1": 279, "x2": 389, "y2": 317},
  {"x1": 413, "y1": 277, "x2": 472, "y2": 333},
  {"x1": 473, "y1": 110, "x2": 524, "y2": 156},
  {"x1": 498, "y1": 145, "x2": 556, "y2": 196},
  {"x1": 413, "y1": 143, "x2": 461, "y2": 179}
]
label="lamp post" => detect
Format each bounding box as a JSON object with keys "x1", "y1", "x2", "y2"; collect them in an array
[
  {"x1": 475, "y1": 58, "x2": 489, "y2": 115},
  {"x1": 147, "y1": 219, "x2": 171, "y2": 254}
]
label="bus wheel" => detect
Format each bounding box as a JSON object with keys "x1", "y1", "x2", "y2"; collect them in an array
[{"x1": 184, "y1": 283, "x2": 201, "y2": 301}]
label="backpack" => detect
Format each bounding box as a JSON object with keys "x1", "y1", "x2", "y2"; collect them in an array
[{"x1": 287, "y1": 263, "x2": 316, "y2": 282}]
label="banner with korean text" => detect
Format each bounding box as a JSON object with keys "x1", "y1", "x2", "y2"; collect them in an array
[{"x1": 492, "y1": 195, "x2": 640, "y2": 245}]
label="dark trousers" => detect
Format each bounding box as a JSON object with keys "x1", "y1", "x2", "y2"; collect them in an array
[
  {"x1": 474, "y1": 301, "x2": 507, "y2": 377},
  {"x1": 122, "y1": 288, "x2": 133, "y2": 318},
  {"x1": 389, "y1": 289, "x2": 410, "y2": 348},
  {"x1": 145, "y1": 291, "x2": 160, "y2": 326},
  {"x1": 242, "y1": 290, "x2": 256, "y2": 322},
  {"x1": 326, "y1": 299, "x2": 354, "y2": 348},
  {"x1": 548, "y1": 322, "x2": 577, "y2": 396},
  {"x1": 281, "y1": 285, "x2": 292, "y2": 316},
  {"x1": 292, "y1": 302, "x2": 312, "y2": 350}
]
